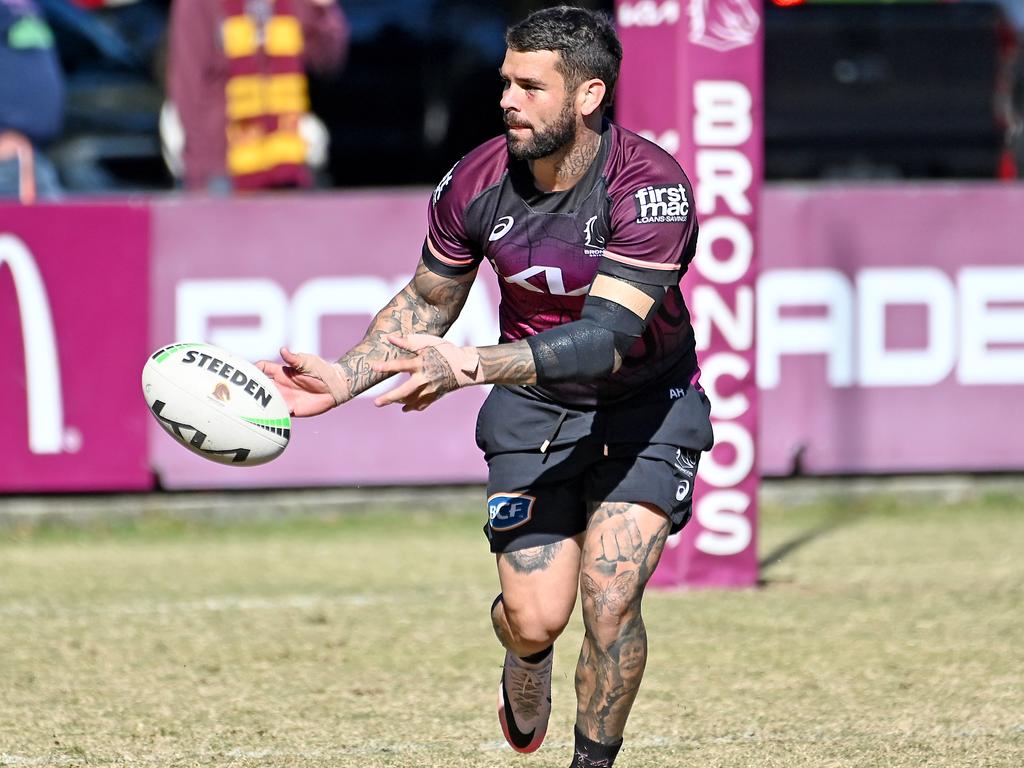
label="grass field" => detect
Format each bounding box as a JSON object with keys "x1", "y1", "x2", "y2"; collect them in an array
[{"x1": 1, "y1": 486, "x2": 1021, "y2": 767}]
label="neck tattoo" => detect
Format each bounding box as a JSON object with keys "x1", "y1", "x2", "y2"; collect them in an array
[{"x1": 554, "y1": 133, "x2": 600, "y2": 186}]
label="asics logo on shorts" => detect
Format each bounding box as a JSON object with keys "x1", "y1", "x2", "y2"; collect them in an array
[
  {"x1": 488, "y1": 493, "x2": 535, "y2": 530},
  {"x1": 675, "y1": 480, "x2": 691, "y2": 501}
]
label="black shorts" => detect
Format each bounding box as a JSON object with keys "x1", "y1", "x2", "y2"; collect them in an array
[{"x1": 475, "y1": 383, "x2": 714, "y2": 554}]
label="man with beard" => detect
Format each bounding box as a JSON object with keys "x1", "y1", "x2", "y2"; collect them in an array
[{"x1": 257, "y1": 6, "x2": 712, "y2": 767}]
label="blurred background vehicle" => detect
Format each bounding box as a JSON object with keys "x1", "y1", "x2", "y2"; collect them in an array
[{"x1": 36, "y1": 0, "x2": 1024, "y2": 192}]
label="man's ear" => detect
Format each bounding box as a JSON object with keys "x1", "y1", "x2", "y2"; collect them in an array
[{"x1": 578, "y1": 78, "x2": 607, "y2": 117}]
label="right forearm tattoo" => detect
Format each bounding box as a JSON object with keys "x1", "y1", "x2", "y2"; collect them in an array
[
  {"x1": 335, "y1": 261, "x2": 473, "y2": 399},
  {"x1": 477, "y1": 340, "x2": 538, "y2": 386}
]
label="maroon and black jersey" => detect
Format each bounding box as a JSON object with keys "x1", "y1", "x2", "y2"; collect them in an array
[{"x1": 424, "y1": 122, "x2": 700, "y2": 407}]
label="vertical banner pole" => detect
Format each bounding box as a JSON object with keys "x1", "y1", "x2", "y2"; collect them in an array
[{"x1": 615, "y1": 0, "x2": 763, "y2": 588}]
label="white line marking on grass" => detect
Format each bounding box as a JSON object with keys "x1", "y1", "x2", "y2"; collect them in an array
[
  {"x1": 0, "y1": 592, "x2": 385, "y2": 618},
  {"x1": 1, "y1": 756, "x2": 96, "y2": 766},
  {"x1": 1, "y1": 735, "x2": 687, "y2": 766}
]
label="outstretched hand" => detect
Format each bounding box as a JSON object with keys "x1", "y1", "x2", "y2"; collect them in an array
[
  {"x1": 256, "y1": 347, "x2": 350, "y2": 417},
  {"x1": 373, "y1": 334, "x2": 483, "y2": 412}
]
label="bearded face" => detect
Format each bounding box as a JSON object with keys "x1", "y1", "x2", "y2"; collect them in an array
[{"x1": 504, "y1": 93, "x2": 578, "y2": 161}]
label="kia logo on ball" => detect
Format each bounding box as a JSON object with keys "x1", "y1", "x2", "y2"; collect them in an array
[{"x1": 0, "y1": 234, "x2": 66, "y2": 455}]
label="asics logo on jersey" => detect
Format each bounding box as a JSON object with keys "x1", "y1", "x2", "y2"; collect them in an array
[
  {"x1": 489, "y1": 216, "x2": 515, "y2": 241},
  {"x1": 633, "y1": 183, "x2": 690, "y2": 224}
]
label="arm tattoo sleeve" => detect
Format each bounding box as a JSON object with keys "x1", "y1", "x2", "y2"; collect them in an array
[
  {"x1": 476, "y1": 341, "x2": 538, "y2": 386},
  {"x1": 334, "y1": 259, "x2": 476, "y2": 398}
]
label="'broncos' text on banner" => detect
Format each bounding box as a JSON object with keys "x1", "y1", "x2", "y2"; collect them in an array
[{"x1": 615, "y1": 0, "x2": 763, "y2": 588}]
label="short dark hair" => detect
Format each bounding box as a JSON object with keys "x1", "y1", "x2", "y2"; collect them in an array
[{"x1": 505, "y1": 6, "x2": 623, "y2": 108}]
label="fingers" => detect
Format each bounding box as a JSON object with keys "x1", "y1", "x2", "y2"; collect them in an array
[
  {"x1": 385, "y1": 333, "x2": 443, "y2": 353},
  {"x1": 372, "y1": 357, "x2": 421, "y2": 376},
  {"x1": 373, "y1": 375, "x2": 443, "y2": 411},
  {"x1": 384, "y1": 335, "x2": 415, "y2": 352},
  {"x1": 374, "y1": 376, "x2": 423, "y2": 407},
  {"x1": 279, "y1": 347, "x2": 313, "y2": 378}
]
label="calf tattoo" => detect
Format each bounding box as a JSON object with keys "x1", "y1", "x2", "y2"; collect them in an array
[
  {"x1": 577, "y1": 615, "x2": 650, "y2": 743},
  {"x1": 576, "y1": 503, "x2": 669, "y2": 743}
]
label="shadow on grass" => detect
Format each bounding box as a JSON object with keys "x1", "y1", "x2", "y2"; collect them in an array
[{"x1": 757, "y1": 501, "x2": 868, "y2": 586}]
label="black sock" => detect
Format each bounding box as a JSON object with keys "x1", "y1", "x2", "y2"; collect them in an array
[
  {"x1": 571, "y1": 725, "x2": 622, "y2": 768},
  {"x1": 519, "y1": 645, "x2": 553, "y2": 664}
]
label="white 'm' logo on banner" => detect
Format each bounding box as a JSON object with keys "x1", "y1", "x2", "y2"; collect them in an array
[
  {"x1": 0, "y1": 234, "x2": 65, "y2": 454},
  {"x1": 688, "y1": 0, "x2": 760, "y2": 51}
]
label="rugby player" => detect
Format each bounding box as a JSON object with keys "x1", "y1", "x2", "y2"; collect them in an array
[{"x1": 257, "y1": 6, "x2": 713, "y2": 766}]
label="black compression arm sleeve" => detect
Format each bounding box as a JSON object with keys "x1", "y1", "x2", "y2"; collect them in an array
[
  {"x1": 527, "y1": 317, "x2": 618, "y2": 381},
  {"x1": 526, "y1": 281, "x2": 668, "y2": 383}
]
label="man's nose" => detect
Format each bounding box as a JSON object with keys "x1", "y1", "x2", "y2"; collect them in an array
[{"x1": 500, "y1": 86, "x2": 519, "y2": 112}]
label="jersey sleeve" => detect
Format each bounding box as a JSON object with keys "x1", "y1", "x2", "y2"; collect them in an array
[
  {"x1": 604, "y1": 144, "x2": 698, "y2": 286},
  {"x1": 422, "y1": 160, "x2": 484, "y2": 277}
]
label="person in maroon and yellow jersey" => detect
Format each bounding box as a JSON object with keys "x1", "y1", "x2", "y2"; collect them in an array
[{"x1": 167, "y1": 0, "x2": 347, "y2": 192}]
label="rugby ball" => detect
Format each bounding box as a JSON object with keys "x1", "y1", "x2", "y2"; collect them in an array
[{"x1": 141, "y1": 342, "x2": 290, "y2": 466}]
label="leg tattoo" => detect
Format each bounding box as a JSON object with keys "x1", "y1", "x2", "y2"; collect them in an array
[
  {"x1": 576, "y1": 503, "x2": 669, "y2": 743},
  {"x1": 503, "y1": 540, "x2": 564, "y2": 575}
]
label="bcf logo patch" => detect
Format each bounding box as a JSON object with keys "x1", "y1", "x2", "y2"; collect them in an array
[{"x1": 488, "y1": 493, "x2": 535, "y2": 531}]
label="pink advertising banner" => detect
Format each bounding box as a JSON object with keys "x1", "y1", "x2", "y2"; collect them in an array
[
  {"x1": 149, "y1": 193, "x2": 499, "y2": 489},
  {"x1": 758, "y1": 185, "x2": 1024, "y2": 475},
  {"x1": 615, "y1": 0, "x2": 764, "y2": 587},
  {"x1": 0, "y1": 204, "x2": 153, "y2": 492}
]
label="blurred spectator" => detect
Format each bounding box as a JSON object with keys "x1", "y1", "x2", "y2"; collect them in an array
[
  {"x1": 0, "y1": 0, "x2": 65, "y2": 202},
  {"x1": 166, "y1": 0, "x2": 348, "y2": 193}
]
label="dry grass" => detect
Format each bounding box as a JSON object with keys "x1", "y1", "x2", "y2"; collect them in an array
[{"x1": 1, "y1": 488, "x2": 1021, "y2": 767}]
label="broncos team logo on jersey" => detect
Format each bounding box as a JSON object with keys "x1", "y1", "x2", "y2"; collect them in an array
[{"x1": 583, "y1": 215, "x2": 606, "y2": 257}]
